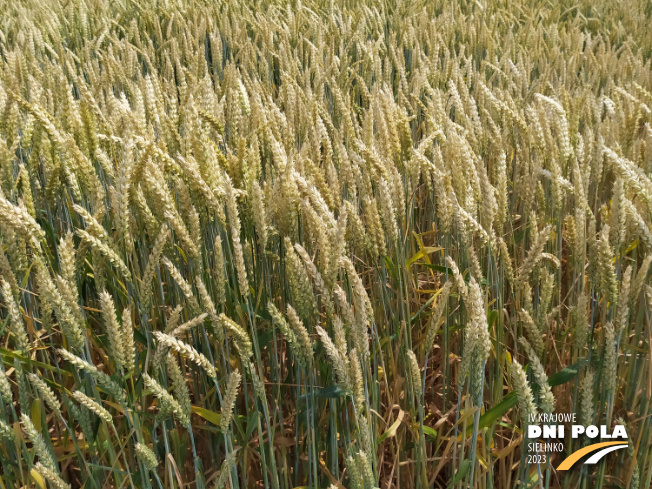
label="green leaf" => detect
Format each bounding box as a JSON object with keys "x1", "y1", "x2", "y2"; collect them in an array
[
  {"x1": 31, "y1": 400, "x2": 42, "y2": 429},
  {"x1": 478, "y1": 392, "x2": 518, "y2": 431},
  {"x1": 0, "y1": 348, "x2": 72, "y2": 376},
  {"x1": 422, "y1": 425, "x2": 437, "y2": 440},
  {"x1": 378, "y1": 411, "x2": 404, "y2": 443},
  {"x1": 447, "y1": 459, "x2": 471, "y2": 488},
  {"x1": 192, "y1": 406, "x2": 221, "y2": 426},
  {"x1": 384, "y1": 256, "x2": 398, "y2": 281},
  {"x1": 548, "y1": 359, "x2": 586, "y2": 386},
  {"x1": 487, "y1": 310, "x2": 498, "y2": 330},
  {"x1": 245, "y1": 410, "x2": 259, "y2": 443},
  {"x1": 316, "y1": 385, "x2": 346, "y2": 398}
]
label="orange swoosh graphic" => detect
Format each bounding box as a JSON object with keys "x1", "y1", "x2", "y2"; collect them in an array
[{"x1": 556, "y1": 441, "x2": 628, "y2": 470}]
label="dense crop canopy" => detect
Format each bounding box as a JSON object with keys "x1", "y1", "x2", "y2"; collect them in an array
[{"x1": 0, "y1": 0, "x2": 651, "y2": 488}]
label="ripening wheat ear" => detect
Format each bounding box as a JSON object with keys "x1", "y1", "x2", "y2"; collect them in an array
[
  {"x1": 219, "y1": 369, "x2": 241, "y2": 434},
  {"x1": 153, "y1": 310, "x2": 193, "y2": 368},
  {"x1": 356, "y1": 449, "x2": 376, "y2": 489},
  {"x1": 166, "y1": 353, "x2": 191, "y2": 418},
  {"x1": 70, "y1": 204, "x2": 109, "y2": 240},
  {"x1": 267, "y1": 302, "x2": 301, "y2": 365},
  {"x1": 140, "y1": 223, "x2": 168, "y2": 307},
  {"x1": 176, "y1": 155, "x2": 221, "y2": 212},
  {"x1": 77, "y1": 229, "x2": 132, "y2": 281},
  {"x1": 0, "y1": 368, "x2": 12, "y2": 404},
  {"x1": 58, "y1": 232, "x2": 77, "y2": 289},
  {"x1": 580, "y1": 369, "x2": 595, "y2": 426},
  {"x1": 135, "y1": 443, "x2": 158, "y2": 472},
  {"x1": 332, "y1": 315, "x2": 348, "y2": 354},
  {"x1": 218, "y1": 313, "x2": 253, "y2": 359},
  {"x1": 142, "y1": 374, "x2": 190, "y2": 427},
  {"x1": 345, "y1": 454, "x2": 363, "y2": 489},
  {"x1": 0, "y1": 419, "x2": 14, "y2": 442},
  {"x1": 224, "y1": 175, "x2": 250, "y2": 297},
  {"x1": 21, "y1": 413, "x2": 58, "y2": 473},
  {"x1": 615, "y1": 265, "x2": 632, "y2": 334},
  {"x1": 285, "y1": 304, "x2": 314, "y2": 368},
  {"x1": 57, "y1": 349, "x2": 126, "y2": 404},
  {"x1": 602, "y1": 322, "x2": 618, "y2": 392},
  {"x1": 498, "y1": 237, "x2": 514, "y2": 285},
  {"x1": 406, "y1": 350, "x2": 422, "y2": 400},
  {"x1": 348, "y1": 349, "x2": 365, "y2": 410},
  {"x1": 27, "y1": 373, "x2": 61, "y2": 415},
  {"x1": 152, "y1": 331, "x2": 216, "y2": 378},
  {"x1": 510, "y1": 361, "x2": 537, "y2": 423},
  {"x1": 515, "y1": 224, "x2": 552, "y2": 287},
  {"x1": 34, "y1": 462, "x2": 71, "y2": 489},
  {"x1": 458, "y1": 278, "x2": 491, "y2": 401},
  {"x1": 596, "y1": 225, "x2": 619, "y2": 305},
  {"x1": 631, "y1": 255, "x2": 652, "y2": 307},
  {"x1": 99, "y1": 290, "x2": 125, "y2": 370},
  {"x1": 162, "y1": 257, "x2": 201, "y2": 314},
  {"x1": 0, "y1": 244, "x2": 19, "y2": 298},
  {"x1": 424, "y1": 281, "x2": 452, "y2": 354},
  {"x1": 519, "y1": 309, "x2": 545, "y2": 356},
  {"x1": 71, "y1": 390, "x2": 113, "y2": 424},
  {"x1": 168, "y1": 313, "x2": 209, "y2": 338},
  {"x1": 316, "y1": 325, "x2": 351, "y2": 393},
  {"x1": 121, "y1": 307, "x2": 136, "y2": 372},
  {"x1": 0, "y1": 195, "x2": 45, "y2": 247},
  {"x1": 213, "y1": 452, "x2": 238, "y2": 489},
  {"x1": 574, "y1": 292, "x2": 590, "y2": 352},
  {"x1": 294, "y1": 243, "x2": 334, "y2": 317},
  {"x1": 251, "y1": 180, "x2": 268, "y2": 249},
  {"x1": 625, "y1": 198, "x2": 652, "y2": 251},
  {"x1": 195, "y1": 274, "x2": 223, "y2": 339},
  {"x1": 340, "y1": 256, "x2": 371, "y2": 361},
  {"x1": 212, "y1": 235, "x2": 227, "y2": 305},
  {"x1": 534, "y1": 94, "x2": 571, "y2": 160},
  {"x1": 247, "y1": 361, "x2": 268, "y2": 402},
  {"x1": 1, "y1": 278, "x2": 29, "y2": 353},
  {"x1": 284, "y1": 237, "x2": 317, "y2": 319},
  {"x1": 445, "y1": 255, "x2": 468, "y2": 302},
  {"x1": 519, "y1": 338, "x2": 554, "y2": 414}
]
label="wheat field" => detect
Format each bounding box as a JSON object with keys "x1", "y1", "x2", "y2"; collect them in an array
[{"x1": 0, "y1": 0, "x2": 650, "y2": 488}]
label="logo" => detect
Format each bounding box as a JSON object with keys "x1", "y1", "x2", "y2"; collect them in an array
[
  {"x1": 555, "y1": 442, "x2": 629, "y2": 470},
  {"x1": 526, "y1": 413, "x2": 628, "y2": 470}
]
